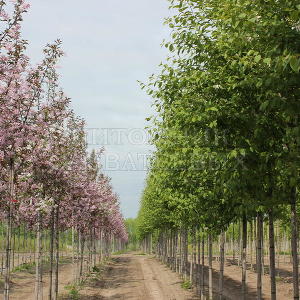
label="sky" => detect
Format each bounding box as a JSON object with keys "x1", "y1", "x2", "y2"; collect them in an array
[{"x1": 22, "y1": 0, "x2": 171, "y2": 218}]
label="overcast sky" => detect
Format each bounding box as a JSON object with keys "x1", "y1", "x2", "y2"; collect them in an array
[{"x1": 22, "y1": 0, "x2": 171, "y2": 218}]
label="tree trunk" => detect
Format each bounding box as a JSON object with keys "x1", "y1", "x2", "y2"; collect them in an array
[
  {"x1": 175, "y1": 230, "x2": 178, "y2": 272},
  {"x1": 99, "y1": 230, "x2": 102, "y2": 263},
  {"x1": 262, "y1": 222, "x2": 265, "y2": 276},
  {"x1": 179, "y1": 230, "x2": 182, "y2": 275},
  {"x1": 193, "y1": 229, "x2": 197, "y2": 285},
  {"x1": 93, "y1": 228, "x2": 97, "y2": 268},
  {"x1": 197, "y1": 229, "x2": 201, "y2": 295},
  {"x1": 72, "y1": 226, "x2": 75, "y2": 281},
  {"x1": 201, "y1": 236, "x2": 205, "y2": 299},
  {"x1": 190, "y1": 229, "x2": 194, "y2": 284},
  {"x1": 54, "y1": 206, "x2": 60, "y2": 300},
  {"x1": 48, "y1": 207, "x2": 55, "y2": 300},
  {"x1": 269, "y1": 208, "x2": 276, "y2": 300},
  {"x1": 208, "y1": 234, "x2": 213, "y2": 300},
  {"x1": 35, "y1": 212, "x2": 43, "y2": 300},
  {"x1": 4, "y1": 160, "x2": 14, "y2": 300},
  {"x1": 184, "y1": 229, "x2": 188, "y2": 279},
  {"x1": 17, "y1": 226, "x2": 20, "y2": 267},
  {"x1": 257, "y1": 212, "x2": 263, "y2": 300},
  {"x1": 291, "y1": 187, "x2": 299, "y2": 300},
  {"x1": 79, "y1": 234, "x2": 85, "y2": 278},
  {"x1": 250, "y1": 220, "x2": 254, "y2": 270},
  {"x1": 232, "y1": 225, "x2": 235, "y2": 263},
  {"x1": 238, "y1": 220, "x2": 241, "y2": 267},
  {"x1": 242, "y1": 213, "x2": 247, "y2": 300},
  {"x1": 12, "y1": 227, "x2": 15, "y2": 271},
  {"x1": 219, "y1": 231, "x2": 225, "y2": 300}
]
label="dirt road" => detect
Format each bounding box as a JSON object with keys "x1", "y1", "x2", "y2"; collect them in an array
[
  {"x1": 80, "y1": 255, "x2": 292, "y2": 300},
  {"x1": 3, "y1": 253, "x2": 293, "y2": 299},
  {"x1": 80, "y1": 254, "x2": 197, "y2": 300}
]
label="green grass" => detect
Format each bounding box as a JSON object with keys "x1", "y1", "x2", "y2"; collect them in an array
[
  {"x1": 60, "y1": 260, "x2": 110, "y2": 299},
  {"x1": 92, "y1": 265, "x2": 101, "y2": 273},
  {"x1": 12, "y1": 257, "x2": 72, "y2": 274},
  {"x1": 13, "y1": 262, "x2": 36, "y2": 273},
  {"x1": 63, "y1": 284, "x2": 80, "y2": 300},
  {"x1": 181, "y1": 280, "x2": 192, "y2": 290},
  {"x1": 112, "y1": 249, "x2": 127, "y2": 255}
]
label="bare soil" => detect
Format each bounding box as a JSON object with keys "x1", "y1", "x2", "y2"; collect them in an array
[
  {"x1": 209, "y1": 259, "x2": 293, "y2": 299},
  {"x1": 79, "y1": 254, "x2": 198, "y2": 300},
  {"x1": 0, "y1": 253, "x2": 295, "y2": 299},
  {"x1": 0, "y1": 260, "x2": 76, "y2": 300}
]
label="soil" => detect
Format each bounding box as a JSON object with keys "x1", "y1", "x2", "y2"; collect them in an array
[
  {"x1": 74, "y1": 254, "x2": 294, "y2": 299},
  {"x1": 79, "y1": 254, "x2": 198, "y2": 300},
  {"x1": 0, "y1": 253, "x2": 295, "y2": 300},
  {"x1": 209, "y1": 259, "x2": 293, "y2": 299},
  {"x1": 1, "y1": 260, "x2": 76, "y2": 300}
]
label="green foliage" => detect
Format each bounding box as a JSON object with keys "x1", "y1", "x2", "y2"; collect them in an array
[
  {"x1": 125, "y1": 218, "x2": 139, "y2": 250},
  {"x1": 92, "y1": 265, "x2": 100, "y2": 273},
  {"x1": 64, "y1": 284, "x2": 80, "y2": 300},
  {"x1": 137, "y1": 0, "x2": 300, "y2": 238},
  {"x1": 13, "y1": 262, "x2": 36, "y2": 273},
  {"x1": 181, "y1": 280, "x2": 192, "y2": 290}
]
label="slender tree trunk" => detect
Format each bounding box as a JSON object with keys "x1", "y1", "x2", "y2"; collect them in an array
[
  {"x1": 17, "y1": 226, "x2": 20, "y2": 267},
  {"x1": 179, "y1": 230, "x2": 182, "y2": 275},
  {"x1": 219, "y1": 231, "x2": 225, "y2": 300},
  {"x1": 257, "y1": 212, "x2": 263, "y2": 300},
  {"x1": 175, "y1": 230, "x2": 178, "y2": 272},
  {"x1": 250, "y1": 220, "x2": 253, "y2": 270},
  {"x1": 4, "y1": 160, "x2": 14, "y2": 300},
  {"x1": 291, "y1": 187, "x2": 299, "y2": 300},
  {"x1": 48, "y1": 207, "x2": 55, "y2": 300},
  {"x1": 12, "y1": 227, "x2": 15, "y2": 271},
  {"x1": 79, "y1": 235, "x2": 85, "y2": 278},
  {"x1": 184, "y1": 229, "x2": 188, "y2": 279},
  {"x1": 35, "y1": 212, "x2": 43, "y2": 300},
  {"x1": 193, "y1": 229, "x2": 197, "y2": 285},
  {"x1": 72, "y1": 226, "x2": 75, "y2": 281},
  {"x1": 242, "y1": 213, "x2": 247, "y2": 300},
  {"x1": 238, "y1": 220, "x2": 241, "y2": 267},
  {"x1": 232, "y1": 225, "x2": 235, "y2": 263},
  {"x1": 100, "y1": 230, "x2": 103, "y2": 263},
  {"x1": 87, "y1": 228, "x2": 92, "y2": 272},
  {"x1": 262, "y1": 222, "x2": 265, "y2": 276},
  {"x1": 0, "y1": 228, "x2": 2, "y2": 275},
  {"x1": 269, "y1": 208, "x2": 276, "y2": 300},
  {"x1": 197, "y1": 229, "x2": 201, "y2": 295},
  {"x1": 190, "y1": 229, "x2": 194, "y2": 283},
  {"x1": 93, "y1": 228, "x2": 96, "y2": 268},
  {"x1": 54, "y1": 206, "x2": 59, "y2": 300},
  {"x1": 201, "y1": 236, "x2": 205, "y2": 299},
  {"x1": 208, "y1": 234, "x2": 213, "y2": 300}
]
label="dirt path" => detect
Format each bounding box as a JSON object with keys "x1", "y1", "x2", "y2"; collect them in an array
[
  {"x1": 81, "y1": 254, "x2": 293, "y2": 300},
  {"x1": 2, "y1": 254, "x2": 294, "y2": 299},
  {"x1": 80, "y1": 254, "x2": 198, "y2": 300}
]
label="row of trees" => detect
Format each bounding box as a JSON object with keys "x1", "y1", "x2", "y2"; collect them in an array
[
  {"x1": 0, "y1": 1, "x2": 127, "y2": 299},
  {"x1": 137, "y1": 0, "x2": 300, "y2": 299}
]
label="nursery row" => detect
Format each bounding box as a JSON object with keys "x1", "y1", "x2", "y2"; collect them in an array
[
  {"x1": 137, "y1": 1, "x2": 300, "y2": 300},
  {"x1": 0, "y1": 1, "x2": 127, "y2": 299}
]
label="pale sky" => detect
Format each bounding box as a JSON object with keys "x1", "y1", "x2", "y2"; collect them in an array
[{"x1": 22, "y1": 0, "x2": 171, "y2": 218}]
